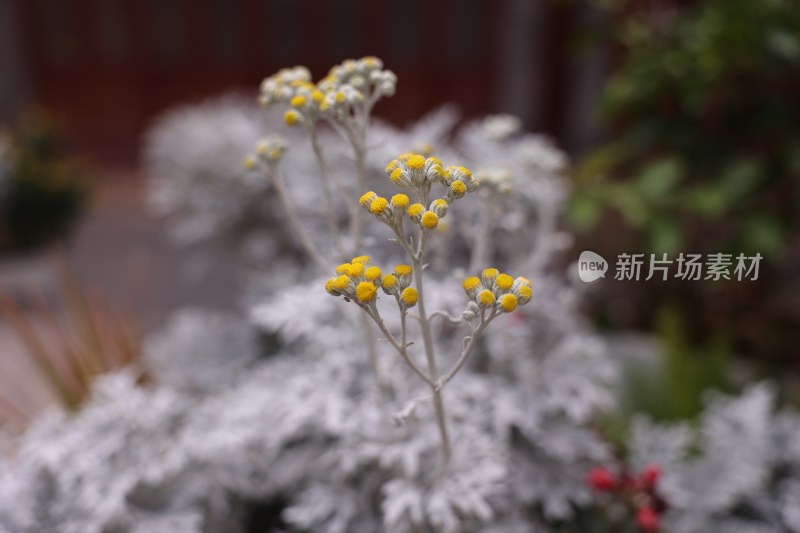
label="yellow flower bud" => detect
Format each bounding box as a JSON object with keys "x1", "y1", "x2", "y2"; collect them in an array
[
  {"x1": 369, "y1": 197, "x2": 389, "y2": 215},
  {"x1": 290, "y1": 95, "x2": 306, "y2": 108},
  {"x1": 352, "y1": 255, "x2": 370, "y2": 264},
  {"x1": 407, "y1": 203, "x2": 424, "y2": 223},
  {"x1": 450, "y1": 180, "x2": 467, "y2": 198},
  {"x1": 325, "y1": 277, "x2": 337, "y2": 295},
  {"x1": 395, "y1": 264, "x2": 412, "y2": 276},
  {"x1": 382, "y1": 274, "x2": 398, "y2": 292},
  {"x1": 495, "y1": 274, "x2": 514, "y2": 291},
  {"x1": 400, "y1": 287, "x2": 418, "y2": 307},
  {"x1": 406, "y1": 154, "x2": 425, "y2": 170},
  {"x1": 347, "y1": 262, "x2": 365, "y2": 278},
  {"x1": 514, "y1": 284, "x2": 532, "y2": 305},
  {"x1": 499, "y1": 293, "x2": 518, "y2": 312},
  {"x1": 359, "y1": 191, "x2": 377, "y2": 209},
  {"x1": 365, "y1": 266, "x2": 382, "y2": 281},
  {"x1": 420, "y1": 211, "x2": 439, "y2": 229},
  {"x1": 284, "y1": 109, "x2": 301, "y2": 126},
  {"x1": 482, "y1": 268, "x2": 499, "y2": 287},
  {"x1": 429, "y1": 198, "x2": 448, "y2": 218},
  {"x1": 333, "y1": 275, "x2": 351, "y2": 292},
  {"x1": 463, "y1": 276, "x2": 481, "y2": 297},
  {"x1": 355, "y1": 281, "x2": 377, "y2": 302},
  {"x1": 477, "y1": 290, "x2": 495, "y2": 307},
  {"x1": 391, "y1": 194, "x2": 409, "y2": 209}
]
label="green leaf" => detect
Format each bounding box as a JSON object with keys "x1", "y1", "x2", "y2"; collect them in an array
[
  {"x1": 634, "y1": 157, "x2": 683, "y2": 199},
  {"x1": 684, "y1": 186, "x2": 729, "y2": 218},
  {"x1": 568, "y1": 193, "x2": 603, "y2": 231},
  {"x1": 648, "y1": 216, "x2": 683, "y2": 253},
  {"x1": 719, "y1": 158, "x2": 763, "y2": 201},
  {"x1": 741, "y1": 214, "x2": 785, "y2": 257},
  {"x1": 604, "y1": 184, "x2": 649, "y2": 227}
]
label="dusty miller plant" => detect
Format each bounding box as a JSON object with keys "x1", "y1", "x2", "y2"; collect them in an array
[{"x1": 0, "y1": 57, "x2": 617, "y2": 533}]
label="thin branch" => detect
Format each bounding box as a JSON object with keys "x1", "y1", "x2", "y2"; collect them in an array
[
  {"x1": 429, "y1": 310, "x2": 463, "y2": 326},
  {"x1": 307, "y1": 127, "x2": 344, "y2": 255},
  {"x1": 363, "y1": 306, "x2": 434, "y2": 387},
  {"x1": 266, "y1": 165, "x2": 328, "y2": 269},
  {"x1": 437, "y1": 310, "x2": 499, "y2": 389}
]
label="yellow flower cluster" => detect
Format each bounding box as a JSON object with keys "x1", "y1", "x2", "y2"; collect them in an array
[
  {"x1": 358, "y1": 191, "x2": 412, "y2": 226},
  {"x1": 359, "y1": 154, "x2": 480, "y2": 231},
  {"x1": 243, "y1": 135, "x2": 288, "y2": 170},
  {"x1": 259, "y1": 57, "x2": 396, "y2": 127},
  {"x1": 462, "y1": 269, "x2": 532, "y2": 313},
  {"x1": 325, "y1": 256, "x2": 417, "y2": 308},
  {"x1": 385, "y1": 153, "x2": 446, "y2": 189}
]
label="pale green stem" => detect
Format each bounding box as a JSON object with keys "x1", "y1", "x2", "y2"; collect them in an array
[
  {"x1": 437, "y1": 310, "x2": 497, "y2": 389},
  {"x1": 308, "y1": 128, "x2": 344, "y2": 255},
  {"x1": 267, "y1": 165, "x2": 327, "y2": 270},
  {"x1": 411, "y1": 249, "x2": 451, "y2": 462},
  {"x1": 469, "y1": 195, "x2": 496, "y2": 273},
  {"x1": 364, "y1": 305, "x2": 433, "y2": 387},
  {"x1": 358, "y1": 310, "x2": 385, "y2": 392}
]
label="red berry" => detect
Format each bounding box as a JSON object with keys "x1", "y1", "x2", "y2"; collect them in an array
[
  {"x1": 586, "y1": 466, "x2": 616, "y2": 491},
  {"x1": 636, "y1": 506, "x2": 659, "y2": 532},
  {"x1": 640, "y1": 464, "x2": 661, "y2": 490}
]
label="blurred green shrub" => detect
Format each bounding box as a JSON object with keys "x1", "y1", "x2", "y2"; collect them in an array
[
  {"x1": 571, "y1": 0, "x2": 800, "y2": 367},
  {"x1": 0, "y1": 114, "x2": 89, "y2": 253},
  {"x1": 573, "y1": 0, "x2": 800, "y2": 254}
]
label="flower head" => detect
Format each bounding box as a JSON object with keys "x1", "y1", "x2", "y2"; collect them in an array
[
  {"x1": 477, "y1": 290, "x2": 495, "y2": 307},
  {"x1": 636, "y1": 507, "x2": 659, "y2": 533},
  {"x1": 246, "y1": 136, "x2": 288, "y2": 171},
  {"x1": 284, "y1": 109, "x2": 302, "y2": 126},
  {"x1": 364, "y1": 266, "x2": 382, "y2": 281},
  {"x1": 359, "y1": 191, "x2": 378, "y2": 210},
  {"x1": 381, "y1": 274, "x2": 399, "y2": 295},
  {"x1": 420, "y1": 211, "x2": 439, "y2": 229},
  {"x1": 407, "y1": 203, "x2": 424, "y2": 223},
  {"x1": 498, "y1": 293, "x2": 518, "y2": 313},
  {"x1": 355, "y1": 281, "x2": 378, "y2": 302},
  {"x1": 463, "y1": 276, "x2": 481, "y2": 297},
  {"x1": 400, "y1": 287, "x2": 418, "y2": 307},
  {"x1": 586, "y1": 466, "x2": 616, "y2": 492},
  {"x1": 429, "y1": 198, "x2": 448, "y2": 218},
  {"x1": 369, "y1": 196, "x2": 389, "y2": 215},
  {"x1": 464, "y1": 269, "x2": 533, "y2": 314}
]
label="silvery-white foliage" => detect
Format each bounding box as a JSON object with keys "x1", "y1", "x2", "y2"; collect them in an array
[
  {"x1": 629, "y1": 383, "x2": 800, "y2": 532},
  {"x1": 144, "y1": 95, "x2": 275, "y2": 245},
  {"x1": 2, "y1": 97, "x2": 623, "y2": 532},
  {"x1": 369, "y1": 106, "x2": 460, "y2": 166},
  {"x1": 144, "y1": 308, "x2": 261, "y2": 393}
]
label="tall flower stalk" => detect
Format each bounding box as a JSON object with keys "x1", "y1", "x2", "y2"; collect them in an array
[{"x1": 325, "y1": 155, "x2": 533, "y2": 462}]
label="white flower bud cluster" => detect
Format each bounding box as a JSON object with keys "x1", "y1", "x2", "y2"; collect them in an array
[
  {"x1": 323, "y1": 57, "x2": 397, "y2": 99},
  {"x1": 476, "y1": 168, "x2": 513, "y2": 194},
  {"x1": 368, "y1": 153, "x2": 481, "y2": 232},
  {"x1": 244, "y1": 135, "x2": 288, "y2": 170},
  {"x1": 258, "y1": 57, "x2": 396, "y2": 129},
  {"x1": 482, "y1": 114, "x2": 522, "y2": 142},
  {"x1": 462, "y1": 269, "x2": 533, "y2": 315},
  {"x1": 516, "y1": 137, "x2": 568, "y2": 173},
  {"x1": 258, "y1": 66, "x2": 313, "y2": 108}
]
